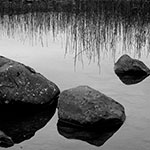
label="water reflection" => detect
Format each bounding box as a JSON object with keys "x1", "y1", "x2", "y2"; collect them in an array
[
  {"x1": 116, "y1": 74, "x2": 149, "y2": 85},
  {"x1": 57, "y1": 119, "x2": 124, "y2": 147},
  {"x1": 0, "y1": 1, "x2": 150, "y2": 64},
  {"x1": 0, "y1": 100, "x2": 57, "y2": 148}
]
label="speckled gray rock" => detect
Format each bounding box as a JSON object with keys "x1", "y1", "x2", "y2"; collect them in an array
[
  {"x1": 114, "y1": 54, "x2": 150, "y2": 76},
  {"x1": 58, "y1": 86, "x2": 125, "y2": 127},
  {"x1": 0, "y1": 56, "x2": 60, "y2": 105}
]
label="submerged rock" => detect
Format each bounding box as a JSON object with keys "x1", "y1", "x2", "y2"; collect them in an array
[
  {"x1": 0, "y1": 56, "x2": 60, "y2": 105},
  {"x1": 0, "y1": 131, "x2": 13, "y2": 148},
  {"x1": 114, "y1": 54, "x2": 150, "y2": 76},
  {"x1": 57, "y1": 119, "x2": 124, "y2": 147},
  {"x1": 57, "y1": 86, "x2": 125, "y2": 127}
]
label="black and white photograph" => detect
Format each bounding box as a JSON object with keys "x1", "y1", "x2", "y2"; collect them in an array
[{"x1": 0, "y1": 0, "x2": 149, "y2": 150}]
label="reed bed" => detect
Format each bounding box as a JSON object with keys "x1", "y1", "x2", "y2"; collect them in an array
[{"x1": 0, "y1": 0, "x2": 150, "y2": 64}]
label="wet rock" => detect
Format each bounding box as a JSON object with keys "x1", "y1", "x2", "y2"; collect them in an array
[
  {"x1": 0, "y1": 56, "x2": 60, "y2": 105},
  {"x1": 0, "y1": 100, "x2": 57, "y2": 148},
  {"x1": 57, "y1": 86, "x2": 125, "y2": 127},
  {"x1": 57, "y1": 119, "x2": 124, "y2": 147},
  {"x1": 114, "y1": 54, "x2": 150, "y2": 76}
]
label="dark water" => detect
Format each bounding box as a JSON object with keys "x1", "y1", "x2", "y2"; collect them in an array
[{"x1": 0, "y1": 1, "x2": 150, "y2": 150}]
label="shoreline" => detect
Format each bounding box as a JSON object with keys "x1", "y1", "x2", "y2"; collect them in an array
[{"x1": 0, "y1": 0, "x2": 149, "y2": 14}]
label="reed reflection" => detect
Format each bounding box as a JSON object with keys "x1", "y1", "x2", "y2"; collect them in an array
[{"x1": 0, "y1": 1, "x2": 150, "y2": 63}]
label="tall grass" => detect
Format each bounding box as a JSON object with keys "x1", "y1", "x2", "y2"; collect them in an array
[{"x1": 0, "y1": 0, "x2": 150, "y2": 64}]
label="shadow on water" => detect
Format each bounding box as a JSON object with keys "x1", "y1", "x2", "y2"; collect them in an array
[
  {"x1": 0, "y1": 99, "x2": 57, "y2": 148},
  {"x1": 0, "y1": 1, "x2": 150, "y2": 64},
  {"x1": 57, "y1": 118, "x2": 124, "y2": 147}
]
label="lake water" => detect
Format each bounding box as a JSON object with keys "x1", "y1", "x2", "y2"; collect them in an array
[{"x1": 0, "y1": 1, "x2": 150, "y2": 150}]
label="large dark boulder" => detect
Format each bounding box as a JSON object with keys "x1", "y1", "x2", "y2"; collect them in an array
[
  {"x1": 0, "y1": 56, "x2": 60, "y2": 105},
  {"x1": 57, "y1": 86, "x2": 125, "y2": 127},
  {"x1": 114, "y1": 54, "x2": 150, "y2": 76}
]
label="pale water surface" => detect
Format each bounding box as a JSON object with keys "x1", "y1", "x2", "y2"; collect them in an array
[{"x1": 0, "y1": 2, "x2": 150, "y2": 150}]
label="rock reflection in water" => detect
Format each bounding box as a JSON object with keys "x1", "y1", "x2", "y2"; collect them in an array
[
  {"x1": 116, "y1": 74, "x2": 149, "y2": 85},
  {"x1": 57, "y1": 119, "x2": 124, "y2": 147},
  {"x1": 0, "y1": 100, "x2": 57, "y2": 148}
]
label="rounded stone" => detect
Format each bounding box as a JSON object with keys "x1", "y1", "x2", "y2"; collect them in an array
[
  {"x1": 114, "y1": 54, "x2": 150, "y2": 76},
  {"x1": 58, "y1": 86, "x2": 125, "y2": 127},
  {"x1": 0, "y1": 56, "x2": 60, "y2": 105}
]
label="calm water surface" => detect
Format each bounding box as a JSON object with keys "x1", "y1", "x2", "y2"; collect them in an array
[{"x1": 1, "y1": 2, "x2": 150, "y2": 150}]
